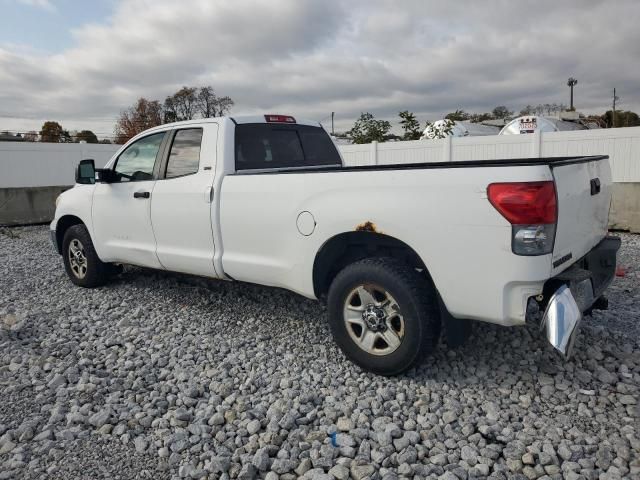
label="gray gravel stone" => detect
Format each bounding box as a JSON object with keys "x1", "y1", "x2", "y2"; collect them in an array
[
  {"x1": 246, "y1": 419, "x2": 261, "y2": 435},
  {"x1": 88, "y1": 409, "x2": 111, "y2": 428},
  {"x1": 133, "y1": 436, "x2": 148, "y2": 453},
  {"x1": 252, "y1": 447, "x2": 270, "y2": 471},
  {"x1": 328, "y1": 464, "x2": 349, "y2": 480},
  {"x1": 210, "y1": 455, "x2": 231, "y2": 473},
  {"x1": 351, "y1": 463, "x2": 375, "y2": 479}
]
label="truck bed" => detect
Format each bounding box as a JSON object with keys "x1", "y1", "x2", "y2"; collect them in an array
[{"x1": 221, "y1": 153, "x2": 612, "y2": 326}]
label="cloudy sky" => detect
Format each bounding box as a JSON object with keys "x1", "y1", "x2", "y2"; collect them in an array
[{"x1": 1, "y1": 0, "x2": 639, "y2": 139}]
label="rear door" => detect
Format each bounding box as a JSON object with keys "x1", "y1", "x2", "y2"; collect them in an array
[
  {"x1": 92, "y1": 131, "x2": 166, "y2": 268},
  {"x1": 150, "y1": 124, "x2": 219, "y2": 277},
  {"x1": 551, "y1": 157, "x2": 612, "y2": 275}
]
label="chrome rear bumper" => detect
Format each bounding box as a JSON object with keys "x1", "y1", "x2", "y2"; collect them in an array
[
  {"x1": 540, "y1": 285, "x2": 582, "y2": 357},
  {"x1": 539, "y1": 235, "x2": 620, "y2": 357}
]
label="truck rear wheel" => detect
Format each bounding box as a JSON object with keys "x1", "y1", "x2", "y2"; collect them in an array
[
  {"x1": 327, "y1": 257, "x2": 440, "y2": 375},
  {"x1": 62, "y1": 224, "x2": 109, "y2": 288}
]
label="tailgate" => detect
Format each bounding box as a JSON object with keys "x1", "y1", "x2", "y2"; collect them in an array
[{"x1": 551, "y1": 157, "x2": 612, "y2": 275}]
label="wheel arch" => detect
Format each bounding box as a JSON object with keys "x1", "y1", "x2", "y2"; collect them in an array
[
  {"x1": 54, "y1": 215, "x2": 85, "y2": 254},
  {"x1": 312, "y1": 231, "x2": 431, "y2": 299}
]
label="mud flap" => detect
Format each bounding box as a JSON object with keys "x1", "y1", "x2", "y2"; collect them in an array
[{"x1": 438, "y1": 295, "x2": 472, "y2": 348}]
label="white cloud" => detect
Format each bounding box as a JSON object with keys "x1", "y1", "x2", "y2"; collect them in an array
[{"x1": 1, "y1": 0, "x2": 639, "y2": 136}]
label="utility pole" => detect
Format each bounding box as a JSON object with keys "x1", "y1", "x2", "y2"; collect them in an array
[
  {"x1": 331, "y1": 112, "x2": 335, "y2": 135},
  {"x1": 612, "y1": 88, "x2": 619, "y2": 128},
  {"x1": 567, "y1": 77, "x2": 578, "y2": 111}
]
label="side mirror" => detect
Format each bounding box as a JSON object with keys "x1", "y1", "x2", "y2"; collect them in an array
[{"x1": 76, "y1": 159, "x2": 96, "y2": 184}]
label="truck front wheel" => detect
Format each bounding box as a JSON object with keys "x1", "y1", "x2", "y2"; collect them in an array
[
  {"x1": 327, "y1": 257, "x2": 441, "y2": 376},
  {"x1": 62, "y1": 224, "x2": 109, "y2": 288}
]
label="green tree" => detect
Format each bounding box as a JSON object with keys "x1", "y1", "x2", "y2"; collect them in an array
[
  {"x1": 601, "y1": 110, "x2": 640, "y2": 128},
  {"x1": 347, "y1": 113, "x2": 391, "y2": 144},
  {"x1": 491, "y1": 106, "x2": 513, "y2": 119},
  {"x1": 423, "y1": 119, "x2": 455, "y2": 139},
  {"x1": 75, "y1": 130, "x2": 99, "y2": 143},
  {"x1": 40, "y1": 121, "x2": 64, "y2": 143},
  {"x1": 444, "y1": 109, "x2": 470, "y2": 121},
  {"x1": 398, "y1": 110, "x2": 422, "y2": 140}
]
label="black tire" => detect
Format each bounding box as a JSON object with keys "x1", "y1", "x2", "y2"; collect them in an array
[
  {"x1": 327, "y1": 257, "x2": 441, "y2": 376},
  {"x1": 62, "y1": 224, "x2": 109, "y2": 288}
]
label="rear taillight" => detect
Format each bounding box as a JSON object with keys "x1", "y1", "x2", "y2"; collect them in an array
[{"x1": 488, "y1": 181, "x2": 557, "y2": 256}]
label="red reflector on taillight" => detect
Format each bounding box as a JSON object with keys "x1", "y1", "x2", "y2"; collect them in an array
[
  {"x1": 487, "y1": 181, "x2": 557, "y2": 224},
  {"x1": 264, "y1": 114, "x2": 296, "y2": 123}
]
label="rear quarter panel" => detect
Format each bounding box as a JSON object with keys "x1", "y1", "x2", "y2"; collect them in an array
[{"x1": 220, "y1": 164, "x2": 555, "y2": 325}]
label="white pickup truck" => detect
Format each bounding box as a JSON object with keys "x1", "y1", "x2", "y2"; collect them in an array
[{"x1": 51, "y1": 115, "x2": 620, "y2": 375}]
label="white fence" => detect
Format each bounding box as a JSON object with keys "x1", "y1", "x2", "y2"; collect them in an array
[
  {"x1": 0, "y1": 142, "x2": 119, "y2": 188},
  {"x1": 1, "y1": 126, "x2": 639, "y2": 188},
  {"x1": 339, "y1": 126, "x2": 640, "y2": 183}
]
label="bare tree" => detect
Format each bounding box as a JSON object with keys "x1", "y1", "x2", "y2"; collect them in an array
[
  {"x1": 164, "y1": 86, "x2": 199, "y2": 122},
  {"x1": 163, "y1": 96, "x2": 178, "y2": 123},
  {"x1": 196, "y1": 86, "x2": 217, "y2": 118},
  {"x1": 196, "y1": 86, "x2": 234, "y2": 117},
  {"x1": 23, "y1": 131, "x2": 38, "y2": 142},
  {"x1": 520, "y1": 105, "x2": 535, "y2": 116},
  {"x1": 213, "y1": 95, "x2": 234, "y2": 116},
  {"x1": 115, "y1": 86, "x2": 234, "y2": 142}
]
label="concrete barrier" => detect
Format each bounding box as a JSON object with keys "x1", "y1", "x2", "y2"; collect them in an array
[
  {"x1": 0, "y1": 141, "x2": 117, "y2": 226},
  {"x1": 0, "y1": 186, "x2": 70, "y2": 226},
  {"x1": 610, "y1": 183, "x2": 640, "y2": 232}
]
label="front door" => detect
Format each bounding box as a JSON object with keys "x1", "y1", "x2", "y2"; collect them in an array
[
  {"x1": 150, "y1": 124, "x2": 218, "y2": 277},
  {"x1": 92, "y1": 131, "x2": 166, "y2": 268}
]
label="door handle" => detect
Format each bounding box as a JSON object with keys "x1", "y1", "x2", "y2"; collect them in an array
[
  {"x1": 133, "y1": 191, "x2": 150, "y2": 199},
  {"x1": 590, "y1": 178, "x2": 601, "y2": 196}
]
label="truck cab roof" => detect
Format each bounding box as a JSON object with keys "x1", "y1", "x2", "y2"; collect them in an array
[{"x1": 138, "y1": 115, "x2": 321, "y2": 133}]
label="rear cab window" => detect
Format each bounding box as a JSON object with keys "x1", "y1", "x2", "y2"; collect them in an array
[{"x1": 235, "y1": 124, "x2": 341, "y2": 171}]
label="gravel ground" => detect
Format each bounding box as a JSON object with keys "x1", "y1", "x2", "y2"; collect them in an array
[{"x1": 0, "y1": 225, "x2": 638, "y2": 480}]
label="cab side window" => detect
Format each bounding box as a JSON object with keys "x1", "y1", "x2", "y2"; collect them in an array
[
  {"x1": 165, "y1": 129, "x2": 203, "y2": 179},
  {"x1": 113, "y1": 132, "x2": 165, "y2": 182}
]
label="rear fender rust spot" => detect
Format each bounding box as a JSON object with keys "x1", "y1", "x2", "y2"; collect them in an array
[{"x1": 355, "y1": 221, "x2": 380, "y2": 233}]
